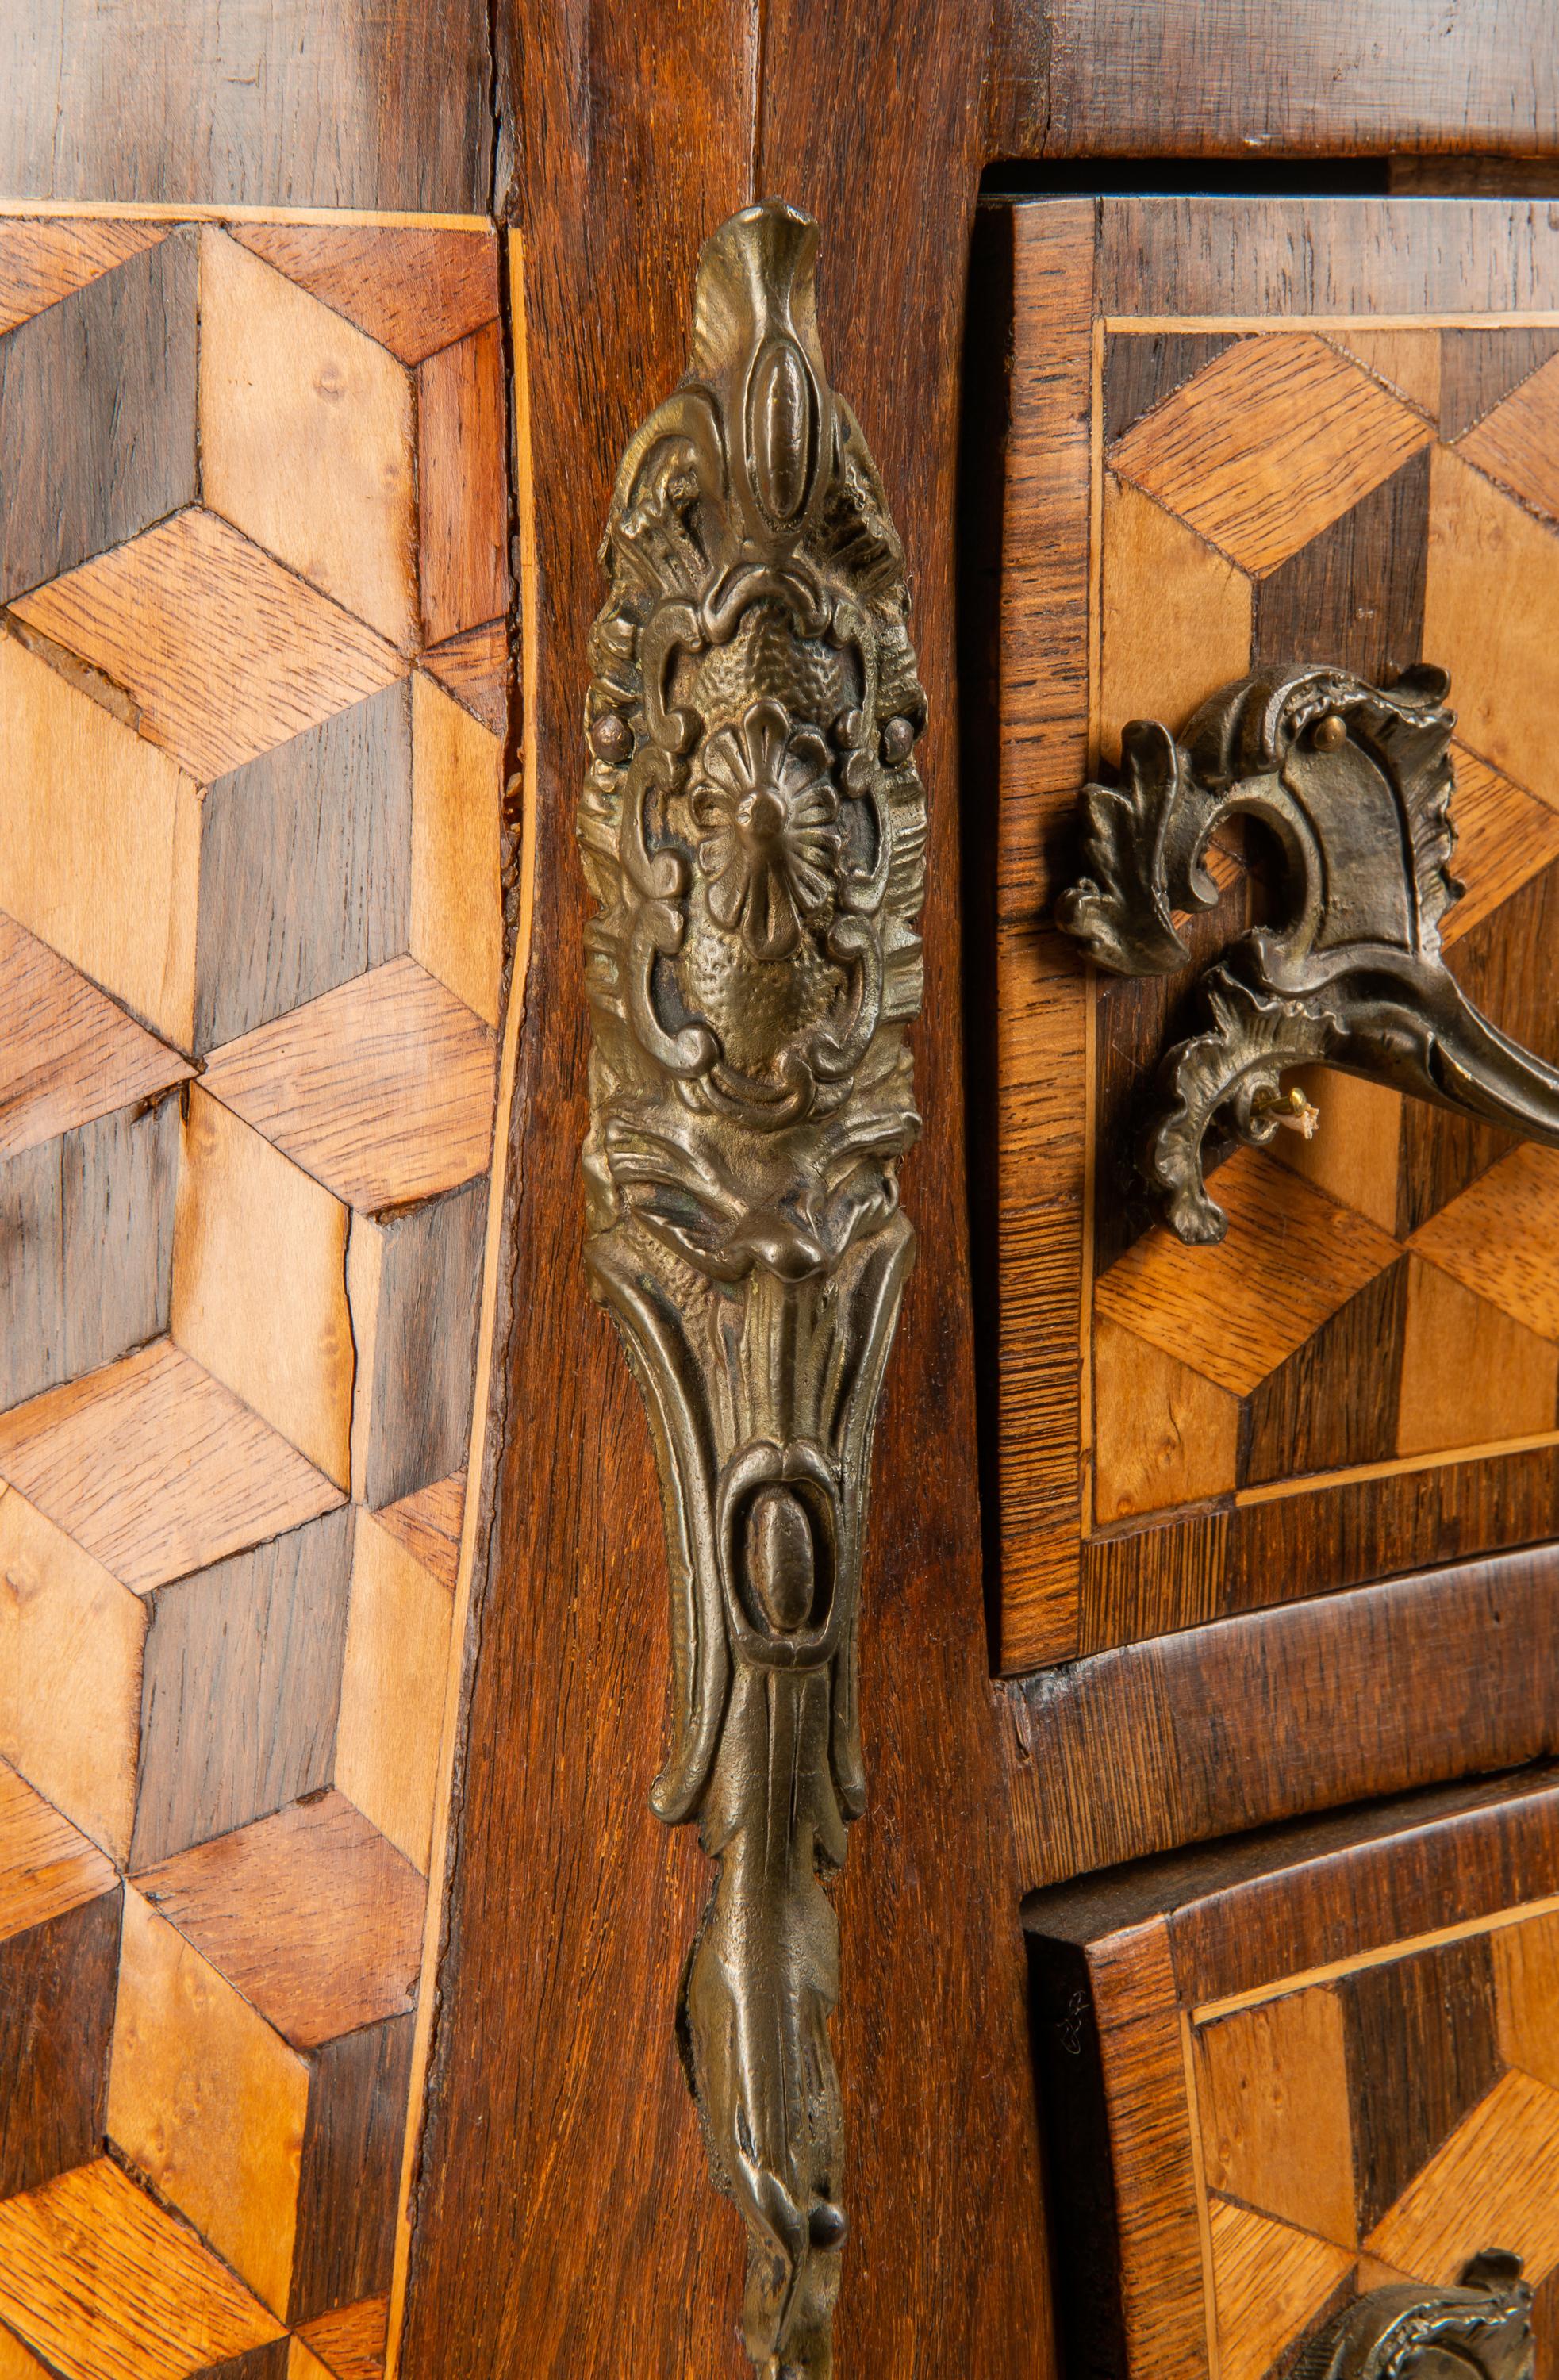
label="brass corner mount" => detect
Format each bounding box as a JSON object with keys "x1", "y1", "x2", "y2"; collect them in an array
[
  {"x1": 578, "y1": 201, "x2": 925, "y2": 2374},
  {"x1": 1058, "y1": 663, "x2": 1559, "y2": 1245}
]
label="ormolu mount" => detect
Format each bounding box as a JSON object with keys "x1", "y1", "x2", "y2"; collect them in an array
[
  {"x1": 1058, "y1": 666, "x2": 1559, "y2": 1244},
  {"x1": 578, "y1": 201, "x2": 925, "y2": 2374}
]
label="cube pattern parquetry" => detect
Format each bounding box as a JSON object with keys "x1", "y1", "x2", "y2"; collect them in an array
[
  {"x1": 1094, "y1": 325, "x2": 1559, "y2": 1530},
  {"x1": 0, "y1": 209, "x2": 509, "y2": 2378},
  {"x1": 1193, "y1": 1912, "x2": 1559, "y2": 2380}
]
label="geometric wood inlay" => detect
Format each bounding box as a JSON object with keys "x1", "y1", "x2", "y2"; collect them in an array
[
  {"x1": 1027, "y1": 1775, "x2": 1559, "y2": 2380},
  {"x1": 0, "y1": 1341, "x2": 342, "y2": 1595},
  {"x1": 0, "y1": 220, "x2": 169, "y2": 340},
  {"x1": 12, "y1": 509, "x2": 406, "y2": 782},
  {"x1": 0, "y1": 914, "x2": 192, "y2": 1160},
  {"x1": 1109, "y1": 332, "x2": 1434, "y2": 577},
  {"x1": 992, "y1": 205, "x2": 1559, "y2": 1668},
  {"x1": 0, "y1": 2158, "x2": 284, "y2": 2380},
  {"x1": 131, "y1": 1791, "x2": 424, "y2": 2050},
  {"x1": 227, "y1": 225, "x2": 498, "y2": 368},
  {"x1": 0, "y1": 206, "x2": 511, "y2": 2378},
  {"x1": 201, "y1": 957, "x2": 497, "y2": 1213},
  {"x1": 0, "y1": 1760, "x2": 120, "y2": 1946}
]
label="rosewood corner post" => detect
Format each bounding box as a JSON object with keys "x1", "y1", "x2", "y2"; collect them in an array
[{"x1": 578, "y1": 200, "x2": 926, "y2": 2374}]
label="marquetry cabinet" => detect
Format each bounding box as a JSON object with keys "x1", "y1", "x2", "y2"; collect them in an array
[
  {"x1": 5, "y1": 8, "x2": 1559, "y2": 2380},
  {"x1": 975, "y1": 188, "x2": 1559, "y2": 2380}
]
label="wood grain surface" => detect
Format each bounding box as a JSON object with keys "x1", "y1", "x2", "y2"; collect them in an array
[
  {"x1": 290, "y1": 2019, "x2": 413, "y2": 2327},
  {"x1": 0, "y1": 2158, "x2": 283, "y2": 2380},
  {"x1": 371, "y1": 1473, "x2": 463, "y2": 1597},
  {"x1": 0, "y1": 1491, "x2": 145, "y2": 1863},
  {"x1": 1007, "y1": 1548, "x2": 1559, "y2": 1888},
  {"x1": 130, "y1": 1508, "x2": 354, "y2": 1870},
  {"x1": 202, "y1": 958, "x2": 496, "y2": 1214},
  {"x1": 0, "y1": 914, "x2": 191, "y2": 1157},
  {"x1": 1027, "y1": 1765, "x2": 1559, "y2": 2008},
  {"x1": 0, "y1": 628, "x2": 202, "y2": 1047},
  {"x1": 229, "y1": 225, "x2": 498, "y2": 365},
  {"x1": 7, "y1": 0, "x2": 1554, "y2": 222},
  {"x1": 200, "y1": 229, "x2": 417, "y2": 653},
  {"x1": 13, "y1": 508, "x2": 405, "y2": 784},
  {"x1": 0, "y1": 218, "x2": 167, "y2": 336},
  {"x1": 995, "y1": 0, "x2": 1559, "y2": 159},
  {"x1": 171, "y1": 1088, "x2": 353, "y2": 1486},
  {"x1": 132, "y1": 1791, "x2": 424, "y2": 2051},
  {"x1": 109, "y1": 1885, "x2": 311, "y2": 2317},
  {"x1": 0, "y1": 1760, "x2": 117, "y2": 1943},
  {"x1": 416, "y1": 322, "x2": 506, "y2": 650},
  {"x1": 1100, "y1": 198, "x2": 1559, "y2": 320},
  {"x1": 2, "y1": 1094, "x2": 180, "y2": 1415},
  {"x1": 294, "y1": 2297, "x2": 389, "y2": 2380},
  {"x1": 397, "y1": 3, "x2": 1053, "y2": 2374},
  {"x1": 0, "y1": 1885, "x2": 119, "y2": 2201},
  {"x1": 0, "y1": 228, "x2": 198, "y2": 604},
  {"x1": 0, "y1": 2, "x2": 493, "y2": 212},
  {"x1": 971, "y1": 198, "x2": 1094, "y2": 1668},
  {"x1": 334, "y1": 1511, "x2": 453, "y2": 1871},
  {"x1": 1027, "y1": 1768, "x2": 1559, "y2": 2380},
  {"x1": 194, "y1": 683, "x2": 413, "y2": 1057}
]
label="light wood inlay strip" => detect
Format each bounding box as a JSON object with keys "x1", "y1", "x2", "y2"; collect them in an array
[
  {"x1": 1105, "y1": 313, "x2": 1559, "y2": 332},
  {"x1": 1181, "y1": 2007, "x2": 1223, "y2": 2380},
  {"x1": 0, "y1": 199, "x2": 490, "y2": 229},
  {"x1": 1233, "y1": 1424, "x2": 1559, "y2": 1507},
  {"x1": 386, "y1": 228, "x2": 525, "y2": 2377}
]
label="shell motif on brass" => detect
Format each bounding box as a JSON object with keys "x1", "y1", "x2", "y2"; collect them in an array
[{"x1": 578, "y1": 201, "x2": 925, "y2": 2374}]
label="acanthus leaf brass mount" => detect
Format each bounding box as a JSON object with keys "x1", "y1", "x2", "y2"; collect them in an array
[
  {"x1": 1057, "y1": 664, "x2": 1559, "y2": 1245},
  {"x1": 578, "y1": 200, "x2": 926, "y2": 2376}
]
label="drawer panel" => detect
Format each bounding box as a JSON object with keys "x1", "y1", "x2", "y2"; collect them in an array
[
  {"x1": 1026, "y1": 1766, "x2": 1559, "y2": 2380},
  {"x1": 981, "y1": 196, "x2": 1559, "y2": 1671}
]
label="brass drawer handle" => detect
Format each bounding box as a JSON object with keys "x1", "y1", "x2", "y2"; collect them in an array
[
  {"x1": 1296, "y1": 2251, "x2": 1534, "y2": 2380},
  {"x1": 1058, "y1": 665, "x2": 1559, "y2": 1244}
]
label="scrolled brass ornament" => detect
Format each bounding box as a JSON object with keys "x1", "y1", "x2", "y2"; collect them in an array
[
  {"x1": 1058, "y1": 664, "x2": 1559, "y2": 1243},
  {"x1": 578, "y1": 198, "x2": 925, "y2": 2375}
]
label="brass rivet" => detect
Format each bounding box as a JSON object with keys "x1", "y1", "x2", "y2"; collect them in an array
[{"x1": 1314, "y1": 712, "x2": 1347, "y2": 750}]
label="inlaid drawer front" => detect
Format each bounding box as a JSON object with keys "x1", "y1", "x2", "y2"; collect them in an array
[
  {"x1": 1026, "y1": 1768, "x2": 1559, "y2": 2380},
  {"x1": 982, "y1": 196, "x2": 1559, "y2": 1671},
  {"x1": 0, "y1": 211, "x2": 509, "y2": 2378}
]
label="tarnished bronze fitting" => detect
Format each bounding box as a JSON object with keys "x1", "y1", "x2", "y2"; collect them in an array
[{"x1": 578, "y1": 199, "x2": 925, "y2": 2375}]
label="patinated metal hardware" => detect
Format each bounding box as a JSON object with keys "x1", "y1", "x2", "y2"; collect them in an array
[
  {"x1": 579, "y1": 199, "x2": 925, "y2": 2374},
  {"x1": 1057, "y1": 664, "x2": 1559, "y2": 1243},
  {"x1": 1292, "y1": 2251, "x2": 1534, "y2": 2380}
]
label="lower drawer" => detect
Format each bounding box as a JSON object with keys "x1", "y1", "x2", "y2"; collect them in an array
[{"x1": 1027, "y1": 1766, "x2": 1559, "y2": 2380}]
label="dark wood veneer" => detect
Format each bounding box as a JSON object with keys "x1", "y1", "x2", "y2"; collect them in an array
[{"x1": 1009, "y1": 1548, "x2": 1559, "y2": 1889}]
